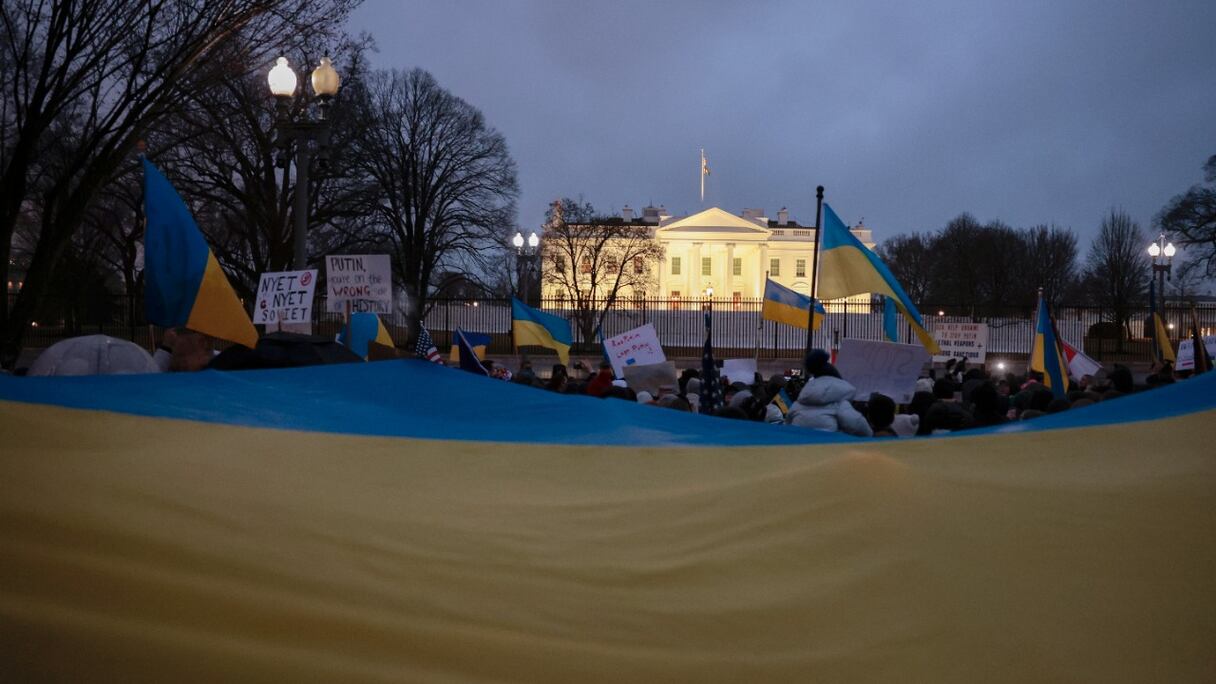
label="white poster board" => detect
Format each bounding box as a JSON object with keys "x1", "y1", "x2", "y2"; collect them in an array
[
  {"x1": 326, "y1": 254, "x2": 392, "y2": 313},
  {"x1": 1176, "y1": 336, "x2": 1216, "y2": 371},
  {"x1": 253, "y1": 269, "x2": 317, "y2": 326},
  {"x1": 836, "y1": 338, "x2": 931, "y2": 404},
  {"x1": 604, "y1": 323, "x2": 666, "y2": 378},
  {"x1": 722, "y1": 359, "x2": 758, "y2": 385},
  {"x1": 933, "y1": 322, "x2": 989, "y2": 363},
  {"x1": 621, "y1": 361, "x2": 679, "y2": 396}
]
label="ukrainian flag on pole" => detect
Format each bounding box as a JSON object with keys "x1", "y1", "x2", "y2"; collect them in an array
[
  {"x1": 816, "y1": 204, "x2": 939, "y2": 354},
  {"x1": 143, "y1": 159, "x2": 258, "y2": 348},
  {"x1": 1030, "y1": 294, "x2": 1070, "y2": 398},
  {"x1": 512, "y1": 297, "x2": 572, "y2": 365},
  {"x1": 1148, "y1": 279, "x2": 1176, "y2": 363},
  {"x1": 762, "y1": 278, "x2": 825, "y2": 330}
]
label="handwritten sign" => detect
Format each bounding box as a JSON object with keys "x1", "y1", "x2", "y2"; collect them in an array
[
  {"x1": 933, "y1": 322, "x2": 988, "y2": 363},
  {"x1": 622, "y1": 361, "x2": 678, "y2": 396},
  {"x1": 326, "y1": 254, "x2": 392, "y2": 313},
  {"x1": 835, "y1": 338, "x2": 931, "y2": 404},
  {"x1": 1176, "y1": 335, "x2": 1216, "y2": 371},
  {"x1": 604, "y1": 323, "x2": 665, "y2": 378},
  {"x1": 722, "y1": 359, "x2": 758, "y2": 385},
  {"x1": 253, "y1": 269, "x2": 317, "y2": 326}
]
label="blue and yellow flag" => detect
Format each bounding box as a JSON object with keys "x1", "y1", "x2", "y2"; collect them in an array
[
  {"x1": 1148, "y1": 280, "x2": 1176, "y2": 363},
  {"x1": 882, "y1": 296, "x2": 900, "y2": 343},
  {"x1": 1030, "y1": 295, "x2": 1069, "y2": 398},
  {"x1": 142, "y1": 158, "x2": 257, "y2": 348},
  {"x1": 449, "y1": 330, "x2": 490, "y2": 363},
  {"x1": 762, "y1": 278, "x2": 825, "y2": 330},
  {"x1": 817, "y1": 204, "x2": 939, "y2": 354},
  {"x1": 455, "y1": 330, "x2": 490, "y2": 376},
  {"x1": 512, "y1": 298, "x2": 572, "y2": 365},
  {"x1": 338, "y1": 312, "x2": 394, "y2": 359},
  {"x1": 770, "y1": 387, "x2": 793, "y2": 415}
]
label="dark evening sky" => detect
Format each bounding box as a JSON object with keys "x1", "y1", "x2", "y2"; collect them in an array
[{"x1": 350, "y1": 0, "x2": 1216, "y2": 245}]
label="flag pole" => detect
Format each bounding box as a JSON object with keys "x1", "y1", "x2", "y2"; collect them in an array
[
  {"x1": 700, "y1": 148, "x2": 705, "y2": 204},
  {"x1": 754, "y1": 271, "x2": 768, "y2": 365},
  {"x1": 804, "y1": 185, "x2": 825, "y2": 375}
]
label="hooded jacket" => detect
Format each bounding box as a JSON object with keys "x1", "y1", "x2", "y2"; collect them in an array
[{"x1": 785, "y1": 376, "x2": 874, "y2": 437}]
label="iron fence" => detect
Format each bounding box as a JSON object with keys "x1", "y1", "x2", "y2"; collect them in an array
[{"x1": 14, "y1": 293, "x2": 1215, "y2": 365}]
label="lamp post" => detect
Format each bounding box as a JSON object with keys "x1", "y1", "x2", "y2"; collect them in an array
[
  {"x1": 512, "y1": 230, "x2": 540, "y2": 304},
  {"x1": 1147, "y1": 233, "x2": 1176, "y2": 316},
  {"x1": 268, "y1": 56, "x2": 341, "y2": 271}
]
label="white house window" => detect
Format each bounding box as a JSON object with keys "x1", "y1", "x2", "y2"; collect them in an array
[
  {"x1": 796, "y1": 258, "x2": 806, "y2": 277},
  {"x1": 701, "y1": 256, "x2": 712, "y2": 276},
  {"x1": 671, "y1": 256, "x2": 681, "y2": 275},
  {"x1": 732, "y1": 257, "x2": 742, "y2": 276},
  {"x1": 770, "y1": 258, "x2": 780, "y2": 277}
]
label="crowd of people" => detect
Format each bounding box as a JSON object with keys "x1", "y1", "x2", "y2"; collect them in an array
[{"x1": 488, "y1": 350, "x2": 1192, "y2": 438}]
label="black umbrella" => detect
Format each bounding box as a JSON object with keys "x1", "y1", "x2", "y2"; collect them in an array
[{"x1": 208, "y1": 332, "x2": 363, "y2": 370}]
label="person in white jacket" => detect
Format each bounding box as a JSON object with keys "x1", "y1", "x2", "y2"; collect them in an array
[{"x1": 785, "y1": 374, "x2": 874, "y2": 437}]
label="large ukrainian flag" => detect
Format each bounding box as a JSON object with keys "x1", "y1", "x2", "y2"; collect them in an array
[
  {"x1": 1030, "y1": 295, "x2": 1070, "y2": 398},
  {"x1": 762, "y1": 278, "x2": 825, "y2": 330},
  {"x1": 143, "y1": 158, "x2": 258, "y2": 348},
  {"x1": 817, "y1": 204, "x2": 939, "y2": 354},
  {"x1": 512, "y1": 297, "x2": 572, "y2": 364}
]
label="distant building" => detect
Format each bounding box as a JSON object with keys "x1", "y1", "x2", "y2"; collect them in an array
[{"x1": 540, "y1": 204, "x2": 875, "y2": 306}]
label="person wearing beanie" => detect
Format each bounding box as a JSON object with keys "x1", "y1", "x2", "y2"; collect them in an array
[{"x1": 867, "y1": 393, "x2": 898, "y2": 437}]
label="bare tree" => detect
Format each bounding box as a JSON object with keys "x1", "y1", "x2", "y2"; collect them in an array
[
  {"x1": 1157, "y1": 154, "x2": 1216, "y2": 278},
  {"x1": 1083, "y1": 209, "x2": 1148, "y2": 348},
  {"x1": 928, "y1": 214, "x2": 985, "y2": 315},
  {"x1": 541, "y1": 198, "x2": 664, "y2": 346},
  {"x1": 877, "y1": 232, "x2": 933, "y2": 306},
  {"x1": 1020, "y1": 224, "x2": 1079, "y2": 308},
  {"x1": 0, "y1": 0, "x2": 359, "y2": 367},
  {"x1": 345, "y1": 68, "x2": 518, "y2": 341}
]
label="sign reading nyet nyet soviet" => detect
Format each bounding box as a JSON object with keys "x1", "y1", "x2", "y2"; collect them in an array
[
  {"x1": 326, "y1": 254, "x2": 392, "y2": 313},
  {"x1": 253, "y1": 269, "x2": 317, "y2": 326},
  {"x1": 932, "y1": 322, "x2": 989, "y2": 363},
  {"x1": 604, "y1": 323, "x2": 666, "y2": 378}
]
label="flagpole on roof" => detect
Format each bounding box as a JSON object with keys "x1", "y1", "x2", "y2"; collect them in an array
[{"x1": 804, "y1": 185, "x2": 825, "y2": 375}]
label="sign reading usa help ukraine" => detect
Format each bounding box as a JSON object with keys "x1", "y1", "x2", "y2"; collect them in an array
[
  {"x1": 254, "y1": 269, "x2": 317, "y2": 325},
  {"x1": 326, "y1": 254, "x2": 392, "y2": 313},
  {"x1": 932, "y1": 322, "x2": 989, "y2": 363},
  {"x1": 604, "y1": 323, "x2": 666, "y2": 378}
]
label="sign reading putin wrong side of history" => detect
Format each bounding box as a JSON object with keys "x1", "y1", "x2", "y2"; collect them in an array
[
  {"x1": 326, "y1": 254, "x2": 393, "y2": 314},
  {"x1": 932, "y1": 322, "x2": 989, "y2": 363},
  {"x1": 253, "y1": 269, "x2": 318, "y2": 325}
]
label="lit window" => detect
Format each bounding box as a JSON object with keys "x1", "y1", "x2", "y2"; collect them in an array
[
  {"x1": 633, "y1": 257, "x2": 644, "y2": 274},
  {"x1": 796, "y1": 259, "x2": 806, "y2": 277},
  {"x1": 580, "y1": 256, "x2": 592, "y2": 274},
  {"x1": 732, "y1": 257, "x2": 742, "y2": 276},
  {"x1": 769, "y1": 258, "x2": 780, "y2": 277},
  {"x1": 701, "y1": 257, "x2": 711, "y2": 276},
  {"x1": 671, "y1": 256, "x2": 681, "y2": 275}
]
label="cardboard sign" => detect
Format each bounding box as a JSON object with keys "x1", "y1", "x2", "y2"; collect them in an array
[
  {"x1": 933, "y1": 322, "x2": 988, "y2": 363},
  {"x1": 253, "y1": 269, "x2": 317, "y2": 326},
  {"x1": 835, "y1": 338, "x2": 931, "y2": 404},
  {"x1": 326, "y1": 254, "x2": 392, "y2": 313},
  {"x1": 722, "y1": 359, "x2": 758, "y2": 385},
  {"x1": 621, "y1": 361, "x2": 679, "y2": 396},
  {"x1": 604, "y1": 323, "x2": 666, "y2": 378},
  {"x1": 1176, "y1": 335, "x2": 1216, "y2": 371}
]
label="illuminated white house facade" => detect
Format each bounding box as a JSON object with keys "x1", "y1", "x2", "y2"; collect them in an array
[{"x1": 541, "y1": 205, "x2": 876, "y2": 306}]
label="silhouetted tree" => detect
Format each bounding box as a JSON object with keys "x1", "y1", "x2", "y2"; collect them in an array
[
  {"x1": 1157, "y1": 154, "x2": 1216, "y2": 278},
  {"x1": 1083, "y1": 209, "x2": 1148, "y2": 349}
]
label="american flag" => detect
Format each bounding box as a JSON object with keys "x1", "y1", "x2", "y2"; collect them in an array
[
  {"x1": 414, "y1": 326, "x2": 443, "y2": 364},
  {"x1": 699, "y1": 312, "x2": 724, "y2": 414}
]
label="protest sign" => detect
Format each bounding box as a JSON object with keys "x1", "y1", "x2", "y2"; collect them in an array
[
  {"x1": 1176, "y1": 335, "x2": 1216, "y2": 371},
  {"x1": 253, "y1": 269, "x2": 317, "y2": 326},
  {"x1": 722, "y1": 359, "x2": 758, "y2": 385},
  {"x1": 326, "y1": 254, "x2": 392, "y2": 314},
  {"x1": 622, "y1": 361, "x2": 679, "y2": 396},
  {"x1": 604, "y1": 323, "x2": 665, "y2": 378},
  {"x1": 836, "y1": 338, "x2": 931, "y2": 404},
  {"x1": 932, "y1": 322, "x2": 988, "y2": 363}
]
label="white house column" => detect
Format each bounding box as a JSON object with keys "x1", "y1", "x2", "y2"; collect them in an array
[
  {"x1": 690, "y1": 241, "x2": 701, "y2": 297},
  {"x1": 725, "y1": 242, "x2": 735, "y2": 299},
  {"x1": 758, "y1": 243, "x2": 769, "y2": 295},
  {"x1": 656, "y1": 239, "x2": 667, "y2": 297}
]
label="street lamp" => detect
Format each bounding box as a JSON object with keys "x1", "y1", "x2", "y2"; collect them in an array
[
  {"x1": 1147, "y1": 232, "x2": 1176, "y2": 310},
  {"x1": 268, "y1": 56, "x2": 341, "y2": 271},
  {"x1": 513, "y1": 230, "x2": 540, "y2": 303}
]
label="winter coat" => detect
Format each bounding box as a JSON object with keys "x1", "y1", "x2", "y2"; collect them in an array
[{"x1": 785, "y1": 376, "x2": 874, "y2": 437}]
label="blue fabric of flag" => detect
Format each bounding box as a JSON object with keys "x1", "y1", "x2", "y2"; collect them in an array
[
  {"x1": 882, "y1": 297, "x2": 900, "y2": 343},
  {"x1": 456, "y1": 330, "x2": 489, "y2": 376}
]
